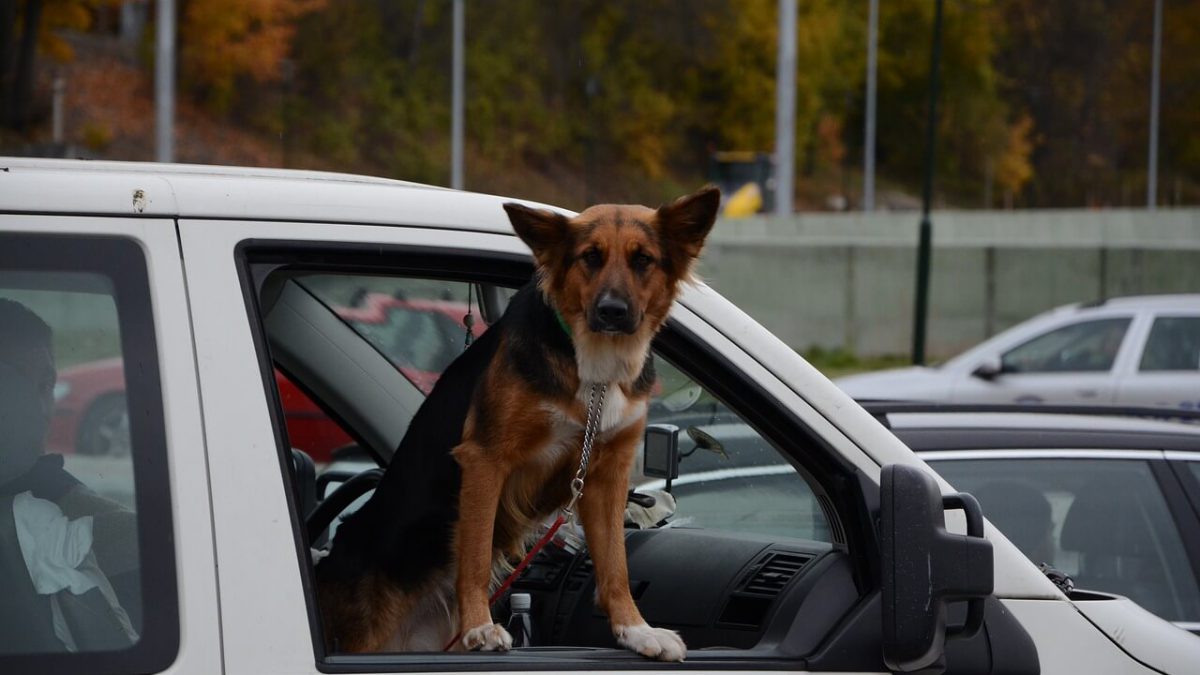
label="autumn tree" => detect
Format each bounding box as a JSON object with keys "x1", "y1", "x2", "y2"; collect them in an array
[
  {"x1": 1, "y1": 0, "x2": 116, "y2": 129},
  {"x1": 179, "y1": 0, "x2": 325, "y2": 112}
]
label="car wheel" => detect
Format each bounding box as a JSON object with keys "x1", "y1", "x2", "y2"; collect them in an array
[{"x1": 77, "y1": 394, "x2": 131, "y2": 458}]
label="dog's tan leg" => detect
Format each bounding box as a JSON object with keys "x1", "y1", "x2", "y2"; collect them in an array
[
  {"x1": 579, "y1": 426, "x2": 686, "y2": 662},
  {"x1": 453, "y1": 440, "x2": 513, "y2": 652}
]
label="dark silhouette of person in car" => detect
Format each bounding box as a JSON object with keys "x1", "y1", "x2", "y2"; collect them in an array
[{"x1": 0, "y1": 298, "x2": 139, "y2": 651}]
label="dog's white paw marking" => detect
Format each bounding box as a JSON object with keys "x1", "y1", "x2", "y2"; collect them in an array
[
  {"x1": 615, "y1": 623, "x2": 687, "y2": 662},
  {"x1": 462, "y1": 623, "x2": 513, "y2": 652}
]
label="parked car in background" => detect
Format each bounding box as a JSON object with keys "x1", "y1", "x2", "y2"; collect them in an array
[
  {"x1": 48, "y1": 296, "x2": 482, "y2": 461},
  {"x1": 872, "y1": 402, "x2": 1200, "y2": 636},
  {"x1": 836, "y1": 295, "x2": 1200, "y2": 409},
  {"x1": 638, "y1": 401, "x2": 1200, "y2": 636}
]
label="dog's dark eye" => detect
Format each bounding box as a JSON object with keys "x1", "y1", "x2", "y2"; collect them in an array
[
  {"x1": 631, "y1": 252, "x2": 654, "y2": 270},
  {"x1": 581, "y1": 249, "x2": 603, "y2": 268}
]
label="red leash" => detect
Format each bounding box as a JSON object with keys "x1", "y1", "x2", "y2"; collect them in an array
[{"x1": 442, "y1": 514, "x2": 568, "y2": 651}]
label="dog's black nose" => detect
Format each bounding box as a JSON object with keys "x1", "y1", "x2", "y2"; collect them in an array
[{"x1": 592, "y1": 293, "x2": 635, "y2": 333}]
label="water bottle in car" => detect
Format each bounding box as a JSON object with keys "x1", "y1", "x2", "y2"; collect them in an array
[{"x1": 506, "y1": 593, "x2": 535, "y2": 648}]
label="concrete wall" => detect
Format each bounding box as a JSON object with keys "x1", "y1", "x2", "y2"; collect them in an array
[{"x1": 699, "y1": 208, "x2": 1200, "y2": 359}]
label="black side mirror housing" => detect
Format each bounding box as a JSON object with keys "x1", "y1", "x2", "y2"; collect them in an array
[
  {"x1": 643, "y1": 424, "x2": 680, "y2": 480},
  {"x1": 971, "y1": 357, "x2": 1003, "y2": 381},
  {"x1": 880, "y1": 463, "x2": 993, "y2": 672}
]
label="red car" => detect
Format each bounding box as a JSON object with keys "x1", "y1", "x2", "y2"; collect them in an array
[{"x1": 49, "y1": 298, "x2": 484, "y2": 462}]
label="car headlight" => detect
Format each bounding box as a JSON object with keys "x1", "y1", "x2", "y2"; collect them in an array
[{"x1": 53, "y1": 381, "x2": 71, "y2": 402}]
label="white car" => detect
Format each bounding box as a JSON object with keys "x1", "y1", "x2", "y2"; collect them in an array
[
  {"x1": 837, "y1": 295, "x2": 1200, "y2": 408},
  {"x1": 1, "y1": 158, "x2": 1198, "y2": 675}
]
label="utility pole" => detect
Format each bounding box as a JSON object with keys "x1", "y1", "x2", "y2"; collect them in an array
[
  {"x1": 1147, "y1": 0, "x2": 1163, "y2": 210},
  {"x1": 912, "y1": 0, "x2": 944, "y2": 366},
  {"x1": 155, "y1": 0, "x2": 175, "y2": 163},
  {"x1": 863, "y1": 0, "x2": 878, "y2": 211},
  {"x1": 451, "y1": 0, "x2": 465, "y2": 190},
  {"x1": 774, "y1": 0, "x2": 796, "y2": 216}
]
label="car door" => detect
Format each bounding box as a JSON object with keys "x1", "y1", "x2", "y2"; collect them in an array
[
  {"x1": 183, "y1": 214, "x2": 895, "y2": 674},
  {"x1": 1116, "y1": 313, "x2": 1200, "y2": 410},
  {"x1": 0, "y1": 216, "x2": 219, "y2": 675},
  {"x1": 950, "y1": 316, "x2": 1135, "y2": 404}
]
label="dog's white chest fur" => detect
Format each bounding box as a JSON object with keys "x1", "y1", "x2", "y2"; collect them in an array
[
  {"x1": 583, "y1": 385, "x2": 647, "y2": 435},
  {"x1": 537, "y1": 386, "x2": 646, "y2": 463}
]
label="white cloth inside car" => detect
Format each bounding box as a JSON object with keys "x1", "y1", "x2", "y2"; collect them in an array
[{"x1": 12, "y1": 491, "x2": 137, "y2": 650}]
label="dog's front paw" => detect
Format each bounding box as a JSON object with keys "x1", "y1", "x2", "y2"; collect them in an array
[
  {"x1": 615, "y1": 623, "x2": 686, "y2": 662},
  {"x1": 461, "y1": 623, "x2": 513, "y2": 652}
]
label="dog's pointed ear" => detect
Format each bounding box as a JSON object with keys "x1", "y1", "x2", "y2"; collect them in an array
[
  {"x1": 504, "y1": 202, "x2": 571, "y2": 266},
  {"x1": 657, "y1": 186, "x2": 720, "y2": 264}
]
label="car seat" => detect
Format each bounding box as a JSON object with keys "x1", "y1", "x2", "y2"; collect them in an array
[
  {"x1": 970, "y1": 481, "x2": 1053, "y2": 566},
  {"x1": 1060, "y1": 477, "x2": 1171, "y2": 617}
]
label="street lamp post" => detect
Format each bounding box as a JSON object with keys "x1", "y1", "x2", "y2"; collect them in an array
[
  {"x1": 863, "y1": 0, "x2": 878, "y2": 212},
  {"x1": 1147, "y1": 0, "x2": 1163, "y2": 210},
  {"x1": 774, "y1": 0, "x2": 797, "y2": 217},
  {"x1": 912, "y1": 0, "x2": 944, "y2": 366},
  {"x1": 451, "y1": 0, "x2": 465, "y2": 190}
]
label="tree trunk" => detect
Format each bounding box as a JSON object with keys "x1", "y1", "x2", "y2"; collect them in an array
[
  {"x1": 0, "y1": 0, "x2": 18, "y2": 125},
  {"x1": 10, "y1": 0, "x2": 44, "y2": 129}
]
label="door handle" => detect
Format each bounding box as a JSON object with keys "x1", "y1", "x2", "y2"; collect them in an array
[{"x1": 1077, "y1": 389, "x2": 1099, "y2": 399}]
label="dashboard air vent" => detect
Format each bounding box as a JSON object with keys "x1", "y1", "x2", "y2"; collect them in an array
[{"x1": 741, "y1": 552, "x2": 810, "y2": 595}]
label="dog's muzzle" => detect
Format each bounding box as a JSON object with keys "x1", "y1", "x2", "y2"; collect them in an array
[{"x1": 589, "y1": 292, "x2": 637, "y2": 334}]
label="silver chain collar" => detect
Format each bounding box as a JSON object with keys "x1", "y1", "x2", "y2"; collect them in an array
[{"x1": 563, "y1": 381, "x2": 608, "y2": 523}]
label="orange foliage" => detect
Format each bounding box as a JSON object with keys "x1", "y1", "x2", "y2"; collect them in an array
[
  {"x1": 181, "y1": 0, "x2": 325, "y2": 110},
  {"x1": 36, "y1": 0, "x2": 122, "y2": 63}
]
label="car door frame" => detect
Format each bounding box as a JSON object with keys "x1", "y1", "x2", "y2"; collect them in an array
[
  {"x1": 1116, "y1": 311, "x2": 1200, "y2": 409},
  {"x1": 187, "y1": 216, "x2": 894, "y2": 674}
]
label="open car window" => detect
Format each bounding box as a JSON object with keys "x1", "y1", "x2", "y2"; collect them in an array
[
  {"x1": 248, "y1": 254, "x2": 861, "y2": 670},
  {"x1": 638, "y1": 357, "x2": 831, "y2": 542}
]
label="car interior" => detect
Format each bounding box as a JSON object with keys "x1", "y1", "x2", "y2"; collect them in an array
[{"x1": 244, "y1": 246, "x2": 1036, "y2": 672}]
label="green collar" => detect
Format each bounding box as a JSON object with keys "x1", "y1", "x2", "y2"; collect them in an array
[{"x1": 554, "y1": 309, "x2": 573, "y2": 337}]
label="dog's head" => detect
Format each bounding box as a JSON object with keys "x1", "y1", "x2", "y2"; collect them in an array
[{"x1": 504, "y1": 186, "x2": 719, "y2": 340}]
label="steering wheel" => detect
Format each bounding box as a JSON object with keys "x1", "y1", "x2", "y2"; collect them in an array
[{"x1": 307, "y1": 467, "x2": 385, "y2": 543}]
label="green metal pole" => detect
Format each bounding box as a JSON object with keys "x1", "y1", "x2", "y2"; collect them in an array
[{"x1": 912, "y1": 0, "x2": 944, "y2": 366}]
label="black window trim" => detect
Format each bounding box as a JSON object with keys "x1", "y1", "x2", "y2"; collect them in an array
[
  {"x1": 0, "y1": 233, "x2": 180, "y2": 675},
  {"x1": 235, "y1": 238, "x2": 871, "y2": 672}
]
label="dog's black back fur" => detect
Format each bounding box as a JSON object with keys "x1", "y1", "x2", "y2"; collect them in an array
[{"x1": 316, "y1": 282, "x2": 580, "y2": 590}]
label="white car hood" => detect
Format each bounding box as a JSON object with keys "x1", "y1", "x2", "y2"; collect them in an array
[
  {"x1": 834, "y1": 366, "x2": 951, "y2": 401},
  {"x1": 1074, "y1": 594, "x2": 1200, "y2": 674}
]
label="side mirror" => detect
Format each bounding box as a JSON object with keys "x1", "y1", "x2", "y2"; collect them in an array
[
  {"x1": 880, "y1": 464, "x2": 993, "y2": 673},
  {"x1": 643, "y1": 424, "x2": 680, "y2": 481},
  {"x1": 971, "y1": 356, "x2": 1003, "y2": 381}
]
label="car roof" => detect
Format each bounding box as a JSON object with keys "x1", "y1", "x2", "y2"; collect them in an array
[
  {"x1": 0, "y1": 157, "x2": 568, "y2": 233},
  {"x1": 888, "y1": 411, "x2": 1200, "y2": 435},
  {"x1": 1076, "y1": 294, "x2": 1200, "y2": 311},
  {"x1": 871, "y1": 405, "x2": 1200, "y2": 453}
]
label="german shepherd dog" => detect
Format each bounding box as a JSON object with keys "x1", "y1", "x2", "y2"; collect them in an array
[{"x1": 315, "y1": 186, "x2": 720, "y2": 661}]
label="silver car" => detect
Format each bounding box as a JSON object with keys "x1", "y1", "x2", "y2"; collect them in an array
[{"x1": 837, "y1": 294, "x2": 1200, "y2": 408}]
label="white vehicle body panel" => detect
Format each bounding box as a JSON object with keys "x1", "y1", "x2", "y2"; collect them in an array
[
  {"x1": 1075, "y1": 595, "x2": 1200, "y2": 675},
  {"x1": 1001, "y1": 599, "x2": 1158, "y2": 674}
]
